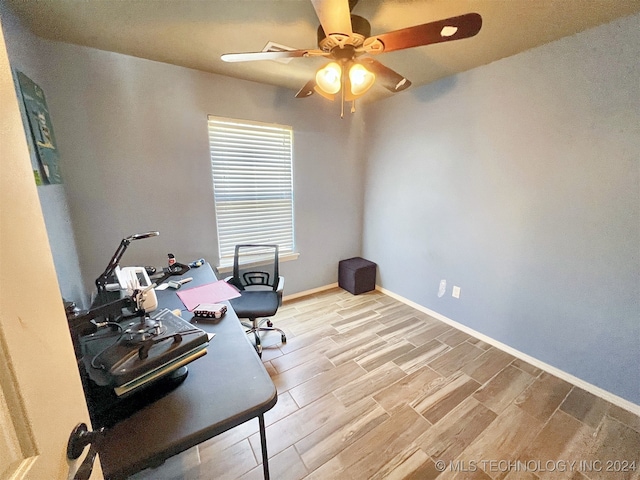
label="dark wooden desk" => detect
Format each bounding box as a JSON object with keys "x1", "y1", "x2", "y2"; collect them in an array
[{"x1": 97, "y1": 264, "x2": 277, "y2": 479}]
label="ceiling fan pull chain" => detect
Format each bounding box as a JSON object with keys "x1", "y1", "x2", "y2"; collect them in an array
[{"x1": 340, "y1": 65, "x2": 346, "y2": 118}]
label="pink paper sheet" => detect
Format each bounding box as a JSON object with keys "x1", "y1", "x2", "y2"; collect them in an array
[{"x1": 176, "y1": 280, "x2": 241, "y2": 311}]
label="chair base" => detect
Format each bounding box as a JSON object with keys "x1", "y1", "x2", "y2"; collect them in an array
[{"x1": 242, "y1": 318, "x2": 287, "y2": 357}]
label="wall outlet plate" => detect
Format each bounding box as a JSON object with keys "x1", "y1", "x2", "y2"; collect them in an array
[
  {"x1": 438, "y1": 279, "x2": 447, "y2": 298},
  {"x1": 452, "y1": 286, "x2": 461, "y2": 298}
]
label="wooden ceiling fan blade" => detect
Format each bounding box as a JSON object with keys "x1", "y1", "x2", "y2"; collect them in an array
[
  {"x1": 359, "y1": 58, "x2": 411, "y2": 93},
  {"x1": 364, "y1": 12, "x2": 482, "y2": 54},
  {"x1": 311, "y1": 0, "x2": 353, "y2": 37},
  {"x1": 295, "y1": 79, "x2": 316, "y2": 98},
  {"x1": 221, "y1": 49, "x2": 325, "y2": 63}
]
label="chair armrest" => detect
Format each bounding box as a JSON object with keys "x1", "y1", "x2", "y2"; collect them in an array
[
  {"x1": 276, "y1": 276, "x2": 285, "y2": 306},
  {"x1": 225, "y1": 276, "x2": 244, "y2": 291}
]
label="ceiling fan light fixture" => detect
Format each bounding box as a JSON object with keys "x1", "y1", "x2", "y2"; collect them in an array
[
  {"x1": 315, "y1": 62, "x2": 342, "y2": 95},
  {"x1": 313, "y1": 85, "x2": 336, "y2": 101},
  {"x1": 348, "y1": 63, "x2": 375, "y2": 97}
]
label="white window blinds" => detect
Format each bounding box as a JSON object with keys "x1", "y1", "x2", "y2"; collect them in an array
[{"x1": 208, "y1": 116, "x2": 294, "y2": 264}]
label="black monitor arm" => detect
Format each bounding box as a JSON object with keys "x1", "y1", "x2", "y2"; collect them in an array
[{"x1": 95, "y1": 231, "x2": 159, "y2": 303}]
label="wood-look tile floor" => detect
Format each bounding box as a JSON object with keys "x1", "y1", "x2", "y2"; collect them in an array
[{"x1": 131, "y1": 289, "x2": 640, "y2": 480}]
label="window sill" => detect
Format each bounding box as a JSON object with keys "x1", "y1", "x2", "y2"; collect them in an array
[{"x1": 215, "y1": 252, "x2": 300, "y2": 275}]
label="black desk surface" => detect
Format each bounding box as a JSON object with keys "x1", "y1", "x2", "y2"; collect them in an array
[{"x1": 98, "y1": 263, "x2": 277, "y2": 479}]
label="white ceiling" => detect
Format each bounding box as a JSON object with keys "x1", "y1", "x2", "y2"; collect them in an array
[{"x1": 5, "y1": 0, "x2": 640, "y2": 102}]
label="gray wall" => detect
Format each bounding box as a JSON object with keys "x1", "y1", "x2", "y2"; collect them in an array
[
  {"x1": 363, "y1": 14, "x2": 640, "y2": 404},
  {"x1": 0, "y1": 8, "x2": 87, "y2": 306},
  {"x1": 1, "y1": 9, "x2": 366, "y2": 300}
]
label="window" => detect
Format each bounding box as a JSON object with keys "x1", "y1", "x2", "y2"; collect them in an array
[{"x1": 208, "y1": 116, "x2": 294, "y2": 266}]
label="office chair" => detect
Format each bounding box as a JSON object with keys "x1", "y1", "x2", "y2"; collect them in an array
[{"x1": 226, "y1": 244, "x2": 286, "y2": 357}]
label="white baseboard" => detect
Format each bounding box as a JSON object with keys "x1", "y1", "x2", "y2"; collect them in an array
[
  {"x1": 283, "y1": 283, "x2": 339, "y2": 302},
  {"x1": 376, "y1": 285, "x2": 640, "y2": 417}
]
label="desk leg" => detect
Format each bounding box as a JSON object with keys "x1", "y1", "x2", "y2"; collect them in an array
[{"x1": 259, "y1": 414, "x2": 270, "y2": 480}]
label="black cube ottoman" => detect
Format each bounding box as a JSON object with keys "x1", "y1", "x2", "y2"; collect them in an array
[{"x1": 339, "y1": 257, "x2": 377, "y2": 295}]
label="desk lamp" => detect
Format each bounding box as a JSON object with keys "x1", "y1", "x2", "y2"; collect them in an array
[{"x1": 95, "y1": 231, "x2": 159, "y2": 305}]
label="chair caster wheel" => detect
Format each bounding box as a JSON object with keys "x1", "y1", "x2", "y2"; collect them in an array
[
  {"x1": 281, "y1": 334, "x2": 287, "y2": 343},
  {"x1": 267, "y1": 320, "x2": 273, "y2": 327}
]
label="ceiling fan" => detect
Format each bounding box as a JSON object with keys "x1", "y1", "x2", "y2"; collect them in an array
[{"x1": 221, "y1": 0, "x2": 482, "y2": 115}]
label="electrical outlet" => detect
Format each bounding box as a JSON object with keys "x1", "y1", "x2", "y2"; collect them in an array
[
  {"x1": 452, "y1": 286, "x2": 461, "y2": 299},
  {"x1": 438, "y1": 279, "x2": 446, "y2": 298}
]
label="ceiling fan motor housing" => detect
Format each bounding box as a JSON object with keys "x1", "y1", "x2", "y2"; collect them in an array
[{"x1": 317, "y1": 14, "x2": 371, "y2": 51}]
